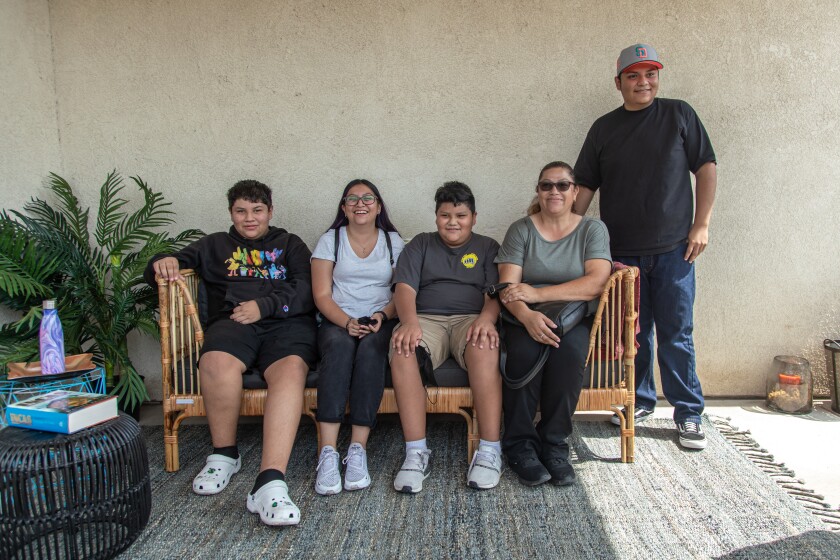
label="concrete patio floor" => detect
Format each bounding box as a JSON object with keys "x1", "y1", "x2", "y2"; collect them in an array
[{"x1": 140, "y1": 398, "x2": 840, "y2": 509}]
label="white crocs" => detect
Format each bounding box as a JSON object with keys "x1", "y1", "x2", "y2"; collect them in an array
[
  {"x1": 246, "y1": 480, "x2": 301, "y2": 526},
  {"x1": 192, "y1": 454, "x2": 241, "y2": 496}
]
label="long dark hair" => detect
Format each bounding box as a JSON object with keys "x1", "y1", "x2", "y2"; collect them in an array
[{"x1": 327, "y1": 179, "x2": 400, "y2": 233}]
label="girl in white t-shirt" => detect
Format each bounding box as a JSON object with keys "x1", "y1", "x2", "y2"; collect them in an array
[{"x1": 310, "y1": 179, "x2": 404, "y2": 495}]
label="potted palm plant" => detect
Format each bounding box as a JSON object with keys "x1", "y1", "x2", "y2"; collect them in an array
[{"x1": 0, "y1": 171, "x2": 202, "y2": 413}]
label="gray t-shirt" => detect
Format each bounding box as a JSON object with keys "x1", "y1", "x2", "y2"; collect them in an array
[
  {"x1": 394, "y1": 232, "x2": 500, "y2": 315},
  {"x1": 312, "y1": 227, "x2": 404, "y2": 319},
  {"x1": 495, "y1": 216, "x2": 612, "y2": 313}
]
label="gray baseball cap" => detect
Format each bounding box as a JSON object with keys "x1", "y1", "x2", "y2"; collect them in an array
[{"x1": 616, "y1": 44, "x2": 663, "y2": 76}]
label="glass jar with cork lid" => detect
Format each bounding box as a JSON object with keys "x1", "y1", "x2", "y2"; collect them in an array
[{"x1": 766, "y1": 355, "x2": 812, "y2": 414}]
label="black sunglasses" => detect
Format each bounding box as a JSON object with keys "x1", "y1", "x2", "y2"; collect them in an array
[{"x1": 537, "y1": 180, "x2": 576, "y2": 192}]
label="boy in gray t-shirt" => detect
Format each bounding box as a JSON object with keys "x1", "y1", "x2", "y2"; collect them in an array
[{"x1": 390, "y1": 181, "x2": 503, "y2": 493}]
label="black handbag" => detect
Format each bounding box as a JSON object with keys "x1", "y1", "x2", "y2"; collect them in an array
[{"x1": 498, "y1": 300, "x2": 588, "y2": 390}]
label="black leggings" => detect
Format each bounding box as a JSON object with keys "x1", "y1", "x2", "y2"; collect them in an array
[{"x1": 501, "y1": 315, "x2": 593, "y2": 461}]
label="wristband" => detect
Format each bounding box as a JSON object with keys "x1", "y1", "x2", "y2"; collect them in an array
[
  {"x1": 345, "y1": 318, "x2": 353, "y2": 331},
  {"x1": 374, "y1": 310, "x2": 387, "y2": 322}
]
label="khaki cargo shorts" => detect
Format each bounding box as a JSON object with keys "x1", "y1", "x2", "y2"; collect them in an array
[{"x1": 389, "y1": 314, "x2": 477, "y2": 370}]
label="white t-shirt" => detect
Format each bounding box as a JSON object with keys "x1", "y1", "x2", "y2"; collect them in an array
[{"x1": 311, "y1": 227, "x2": 404, "y2": 319}]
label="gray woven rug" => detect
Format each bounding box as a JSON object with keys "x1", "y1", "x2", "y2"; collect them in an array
[{"x1": 121, "y1": 417, "x2": 840, "y2": 559}]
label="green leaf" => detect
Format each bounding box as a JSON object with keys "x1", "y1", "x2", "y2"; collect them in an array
[{"x1": 94, "y1": 170, "x2": 130, "y2": 250}]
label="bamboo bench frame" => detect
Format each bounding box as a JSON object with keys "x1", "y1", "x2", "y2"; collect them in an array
[{"x1": 156, "y1": 266, "x2": 637, "y2": 472}]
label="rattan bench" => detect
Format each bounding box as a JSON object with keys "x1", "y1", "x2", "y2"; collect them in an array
[{"x1": 156, "y1": 266, "x2": 637, "y2": 472}]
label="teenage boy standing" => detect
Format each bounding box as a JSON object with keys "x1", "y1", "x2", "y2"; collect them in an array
[
  {"x1": 574, "y1": 44, "x2": 717, "y2": 450},
  {"x1": 390, "y1": 181, "x2": 503, "y2": 492}
]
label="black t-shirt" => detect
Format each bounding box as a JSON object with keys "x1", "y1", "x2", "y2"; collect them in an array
[{"x1": 574, "y1": 98, "x2": 716, "y2": 256}]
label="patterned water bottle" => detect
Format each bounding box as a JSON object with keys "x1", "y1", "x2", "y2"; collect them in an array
[{"x1": 40, "y1": 299, "x2": 65, "y2": 374}]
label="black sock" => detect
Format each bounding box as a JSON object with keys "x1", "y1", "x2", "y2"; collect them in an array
[
  {"x1": 251, "y1": 469, "x2": 285, "y2": 494},
  {"x1": 213, "y1": 445, "x2": 239, "y2": 460}
]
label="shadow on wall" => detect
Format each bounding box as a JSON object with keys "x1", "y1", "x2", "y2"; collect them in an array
[{"x1": 714, "y1": 530, "x2": 840, "y2": 560}]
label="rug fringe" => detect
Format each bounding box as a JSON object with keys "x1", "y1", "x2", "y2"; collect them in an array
[{"x1": 710, "y1": 415, "x2": 840, "y2": 532}]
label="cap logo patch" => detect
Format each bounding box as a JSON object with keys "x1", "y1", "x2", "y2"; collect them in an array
[{"x1": 635, "y1": 46, "x2": 648, "y2": 58}]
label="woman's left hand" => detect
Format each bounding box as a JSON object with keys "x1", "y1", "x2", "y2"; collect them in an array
[{"x1": 500, "y1": 282, "x2": 540, "y2": 304}]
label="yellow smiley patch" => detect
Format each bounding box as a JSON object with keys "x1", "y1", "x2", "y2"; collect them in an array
[{"x1": 461, "y1": 253, "x2": 478, "y2": 269}]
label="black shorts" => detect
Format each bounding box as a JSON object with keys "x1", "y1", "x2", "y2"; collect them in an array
[{"x1": 201, "y1": 316, "x2": 318, "y2": 374}]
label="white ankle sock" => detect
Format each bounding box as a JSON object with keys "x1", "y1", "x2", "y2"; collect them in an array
[
  {"x1": 479, "y1": 439, "x2": 501, "y2": 453},
  {"x1": 405, "y1": 439, "x2": 428, "y2": 453}
]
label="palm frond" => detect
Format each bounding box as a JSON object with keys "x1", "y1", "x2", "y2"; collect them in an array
[
  {"x1": 7, "y1": 305, "x2": 42, "y2": 333},
  {"x1": 0, "y1": 254, "x2": 58, "y2": 300},
  {"x1": 46, "y1": 173, "x2": 90, "y2": 248},
  {"x1": 13, "y1": 205, "x2": 93, "y2": 267},
  {"x1": 0, "y1": 328, "x2": 39, "y2": 370},
  {"x1": 111, "y1": 360, "x2": 149, "y2": 410},
  {"x1": 133, "y1": 316, "x2": 160, "y2": 338},
  {"x1": 108, "y1": 177, "x2": 176, "y2": 257},
  {"x1": 94, "y1": 170, "x2": 130, "y2": 250}
]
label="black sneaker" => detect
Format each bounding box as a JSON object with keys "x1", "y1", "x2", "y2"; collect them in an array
[
  {"x1": 542, "y1": 456, "x2": 576, "y2": 486},
  {"x1": 507, "y1": 455, "x2": 551, "y2": 487},
  {"x1": 676, "y1": 420, "x2": 707, "y2": 450},
  {"x1": 610, "y1": 407, "x2": 654, "y2": 426}
]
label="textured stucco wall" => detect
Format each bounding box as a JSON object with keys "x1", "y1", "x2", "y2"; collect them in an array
[
  {"x1": 0, "y1": 0, "x2": 60, "y2": 205},
  {"x1": 2, "y1": 0, "x2": 839, "y2": 401},
  {"x1": 0, "y1": 0, "x2": 61, "y2": 325}
]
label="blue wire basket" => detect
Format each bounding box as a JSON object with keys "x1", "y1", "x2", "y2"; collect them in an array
[{"x1": 0, "y1": 367, "x2": 106, "y2": 428}]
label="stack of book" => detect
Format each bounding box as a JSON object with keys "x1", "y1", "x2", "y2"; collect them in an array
[{"x1": 5, "y1": 390, "x2": 118, "y2": 434}]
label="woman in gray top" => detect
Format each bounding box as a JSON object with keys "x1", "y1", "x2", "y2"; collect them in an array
[{"x1": 495, "y1": 161, "x2": 612, "y2": 487}]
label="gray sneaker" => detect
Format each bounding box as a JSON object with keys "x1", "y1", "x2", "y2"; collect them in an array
[
  {"x1": 315, "y1": 446, "x2": 342, "y2": 496},
  {"x1": 343, "y1": 443, "x2": 371, "y2": 491},
  {"x1": 610, "y1": 407, "x2": 654, "y2": 426},
  {"x1": 467, "y1": 445, "x2": 502, "y2": 490},
  {"x1": 394, "y1": 448, "x2": 432, "y2": 494}
]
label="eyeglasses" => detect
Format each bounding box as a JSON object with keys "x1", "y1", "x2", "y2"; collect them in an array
[
  {"x1": 343, "y1": 194, "x2": 378, "y2": 206},
  {"x1": 537, "y1": 180, "x2": 575, "y2": 192}
]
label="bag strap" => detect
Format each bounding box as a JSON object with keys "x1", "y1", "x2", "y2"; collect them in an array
[
  {"x1": 498, "y1": 316, "x2": 551, "y2": 390},
  {"x1": 334, "y1": 227, "x2": 394, "y2": 266},
  {"x1": 384, "y1": 230, "x2": 394, "y2": 266}
]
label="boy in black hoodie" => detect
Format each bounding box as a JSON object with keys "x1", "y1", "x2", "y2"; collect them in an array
[{"x1": 146, "y1": 180, "x2": 315, "y2": 526}]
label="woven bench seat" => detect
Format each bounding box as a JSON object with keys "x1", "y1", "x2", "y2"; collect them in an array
[{"x1": 156, "y1": 267, "x2": 637, "y2": 472}]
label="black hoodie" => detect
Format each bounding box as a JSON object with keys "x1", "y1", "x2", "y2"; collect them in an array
[{"x1": 145, "y1": 226, "x2": 314, "y2": 325}]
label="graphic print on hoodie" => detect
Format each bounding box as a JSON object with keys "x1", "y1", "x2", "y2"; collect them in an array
[{"x1": 144, "y1": 226, "x2": 314, "y2": 325}]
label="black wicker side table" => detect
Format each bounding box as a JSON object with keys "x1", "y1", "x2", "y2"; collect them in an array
[{"x1": 0, "y1": 413, "x2": 151, "y2": 559}]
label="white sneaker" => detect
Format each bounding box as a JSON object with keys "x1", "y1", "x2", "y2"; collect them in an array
[
  {"x1": 343, "y1": 443, "x2": 371, "y2": 491},
  {"x1": 315, "y1": 446, "x2": 342, "y2": 496},
  {"x1": 393, "y1": 448, "x2": 432, "y2": 494},
  {"x1": 467, "y1": 445, "x2": 503, "y2": 490}
]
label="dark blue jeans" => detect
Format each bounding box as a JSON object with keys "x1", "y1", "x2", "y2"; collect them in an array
[
  {"x1": 316, "y1": 319, "x2": 397, "y2": 427},
  {"x1": 619, "y1": 243, "x2": 704, "y2": 423}
]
